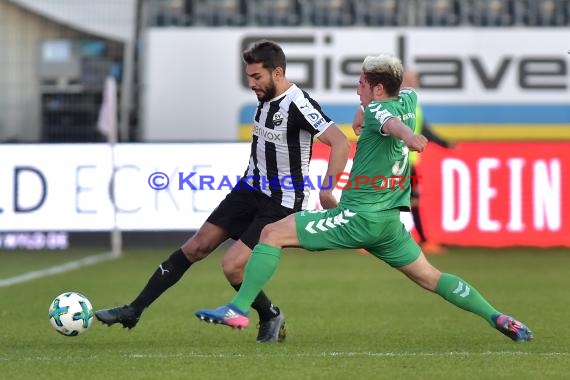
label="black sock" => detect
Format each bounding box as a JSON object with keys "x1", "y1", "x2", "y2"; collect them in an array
[
  {"x1": 130, "y1": 249, "x2": 192, "y2": 314},
  {"x1": 411, "y1": 205, "x2": 427, "y2": 243},
  {"x1": 232, "y1": 283, "x2": 279, "y2": 321}
]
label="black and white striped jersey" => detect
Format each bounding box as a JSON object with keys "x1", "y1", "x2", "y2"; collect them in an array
[{"x1": 243, "y1": 84, "x2": 334, "y2": 210}]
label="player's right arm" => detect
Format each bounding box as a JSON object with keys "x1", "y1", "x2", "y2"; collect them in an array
[
  {"x1": 293, "y1": 94, "x2": 351, "y2": 209},
  {"x1": 316, "y1": 125, "x2": 351, "y2": 209}
]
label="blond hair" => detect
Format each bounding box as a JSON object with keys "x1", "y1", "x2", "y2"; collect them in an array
[{"x1": 362, "y1": 54, "x2": 403, "y2": 96}]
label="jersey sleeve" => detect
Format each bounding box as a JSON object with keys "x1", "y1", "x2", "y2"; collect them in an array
[
  {"x1": 371, "y1": 89, "x2": 418, "y2": 136},
  {"x1": 291, "y1": 94, "x2": 334, "y2": 137},
  {"x1": 366, "y1": 103, "x2": 398, "y2": 137},
  {"x1": 399, "y1": 88, "x2": 418, "y2": 112}
]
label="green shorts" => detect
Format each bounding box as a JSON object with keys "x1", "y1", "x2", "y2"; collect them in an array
[{"x1": 295, "y1": 207, "x2": 420, "y2": 268}]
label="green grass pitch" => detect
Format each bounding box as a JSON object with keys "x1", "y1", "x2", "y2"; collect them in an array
[{"x1": 1, "y1": 246, "x2": 569, "y2": 379}]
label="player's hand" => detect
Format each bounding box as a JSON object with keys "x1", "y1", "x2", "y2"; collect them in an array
[
  {"x1": 319, "y1": 189, "x2": 337, "y2": 210},
  {"x1": 405, "y1": 134, "x2": 428, "y2": 152}
]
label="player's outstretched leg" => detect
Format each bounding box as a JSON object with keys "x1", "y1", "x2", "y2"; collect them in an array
[
  {"x1": 195, "y1": 304, "x2": 249, "y2": 329},
  {"x1": 434, "y1": 273, "x2": 533, "y2": 342}
]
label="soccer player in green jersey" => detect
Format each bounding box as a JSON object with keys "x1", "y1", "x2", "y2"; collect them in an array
[{"x1": 196, "y1": 53, "x2": 533, "y2": 342}]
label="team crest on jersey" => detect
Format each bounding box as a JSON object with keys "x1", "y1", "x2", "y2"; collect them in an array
[{"x1": 273, "y1": 112, "x2": 284, "y2": 126}]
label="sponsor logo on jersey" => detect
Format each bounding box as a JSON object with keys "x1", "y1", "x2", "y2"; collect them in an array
[
  {"x1": 253, "y1": 124, "x2": 285, "y2": 143},
  {"x1": 307, "y1": 112, "x2": 326, "y2": 128}
]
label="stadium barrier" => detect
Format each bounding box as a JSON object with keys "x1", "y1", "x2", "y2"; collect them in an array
[{"x1": 1, "y1": 142, "x2": 568, "y2": 247}]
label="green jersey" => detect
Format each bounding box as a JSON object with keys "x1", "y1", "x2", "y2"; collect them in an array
[{"x1": 339, "y1": 89, "x2": 417, "y2": 214}]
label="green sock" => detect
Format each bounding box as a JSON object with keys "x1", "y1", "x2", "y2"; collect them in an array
[
  {"x1": 435, "y1": 273, "x2": 500, "y2": 326},
  {"x1": 231, "y1": 243, "x2": 281, "y2": 313}
]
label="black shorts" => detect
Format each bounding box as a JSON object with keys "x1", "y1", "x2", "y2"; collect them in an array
[{"x1": 206, "y1": 183, "x2": 295, "y2": 249}]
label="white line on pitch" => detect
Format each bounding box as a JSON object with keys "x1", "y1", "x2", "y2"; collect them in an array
[
  {"x1": 124, "y1": 351, "x2": 568, "y2": 359},
  {"x1": 2, "y1": 351, "x2": 566, "y2": 362},
  {"x1": 0, "y1": 252, "x2": 118, "y2": 288}
]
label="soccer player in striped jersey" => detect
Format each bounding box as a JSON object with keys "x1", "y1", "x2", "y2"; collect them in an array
[{"x1": 95, "y1": 40, "x2": 350, "y2": 343}]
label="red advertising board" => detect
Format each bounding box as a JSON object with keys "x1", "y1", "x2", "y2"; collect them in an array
[
  {"x1": 313, "y1": 141, "x2": 570, "y2": 247},
  {"x1": 418, "y1": 142, "x2": 569, "y2": 247}
]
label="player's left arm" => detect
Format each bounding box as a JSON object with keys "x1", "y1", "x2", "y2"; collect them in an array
[{"x1": 382, "y1": 118, "x2": 427, "y2": 153}]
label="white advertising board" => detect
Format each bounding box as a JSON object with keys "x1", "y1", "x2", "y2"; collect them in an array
[
  {"x1": 0, "y1": 144, "x2": 250, "y2": 231},
  {"x1": 143, "y1": 28, "x2": 570, "y2": 141}
]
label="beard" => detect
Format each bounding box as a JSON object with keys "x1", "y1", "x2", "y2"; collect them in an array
[{"x1": 257, "y1": 80, "x2": 277, "y2": 102}]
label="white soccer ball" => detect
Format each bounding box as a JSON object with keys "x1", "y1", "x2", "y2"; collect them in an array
[{"x1": 48, "y1": 292, "x2": 94, "y2": 336}]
